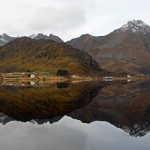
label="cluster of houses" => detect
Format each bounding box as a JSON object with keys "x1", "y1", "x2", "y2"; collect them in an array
[
  {"x1": 102, "y1": 74, "x2": 132, "y2": 82},
  {"x1": 1, "y1": 72, "x2": 148, "y2": 83},
  {"x1": 0, "y1": 72, "x2": 88, "y2": 80},
  {"x1": 0, "y1": 72, "x2": 49, "y2": 80}
]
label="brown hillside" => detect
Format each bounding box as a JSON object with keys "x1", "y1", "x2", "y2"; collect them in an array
[
  {"x1": 67, "y1": 20, "x2": 150, "y2": 75},
  {"x1": 0, "y1": 37, "x2": 102, "y2": 75}
]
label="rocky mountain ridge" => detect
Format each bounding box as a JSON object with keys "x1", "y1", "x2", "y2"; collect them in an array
[
  {"x1": 118, "y1": 20, "x2": 150, "y2": 35},
  {"x1": 0, "y1": 33, "x2": 63, "y2": 46},
  {"x1": 29, "y1": 33, "x2": 64, "y2": 43}
]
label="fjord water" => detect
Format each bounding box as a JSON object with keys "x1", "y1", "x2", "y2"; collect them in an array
[{"x1": 0, "y1": 81, "x2": 150, "y2": 150}]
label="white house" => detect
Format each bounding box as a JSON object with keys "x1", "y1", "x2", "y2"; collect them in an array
[
  {"x1": 30, "y1": 74, "x2": 36, "y2": 79},
  {"x1": 30, "y1": 81, "x2": 36, "y2": 85},
  {"x1": 71, "y1": 75, "x2": 76, "y2": 78},
  {"x1": 127, "y1": 75, "x2": 131, "y2": 78}
]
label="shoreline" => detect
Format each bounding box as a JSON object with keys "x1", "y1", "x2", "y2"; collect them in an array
[
  {"x1": 0, "y1": 76, "x2": 149, "y2": 87},
  {"x1": 0, "y1": 75, "x2": 150, "y2": 82},
  {"x1": 0, "y1": 72, "x2": 150, "y2": 84}
]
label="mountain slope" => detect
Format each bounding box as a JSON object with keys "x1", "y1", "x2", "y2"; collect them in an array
[
  {"x1": 67, "y1": 20, "x2": 150, "y2": 75},
  {"x1": 0, "y1": 37, "x2": 101, "y2": 75}
]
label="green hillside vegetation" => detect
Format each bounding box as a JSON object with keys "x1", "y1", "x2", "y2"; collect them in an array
[{"x1": 0, "y1": 37, "x2": 101, "y2": 75}]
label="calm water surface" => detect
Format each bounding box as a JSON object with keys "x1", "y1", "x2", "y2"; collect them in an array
[{"x1": 0, "y1": 81, "x2": 149, "y2": 150}]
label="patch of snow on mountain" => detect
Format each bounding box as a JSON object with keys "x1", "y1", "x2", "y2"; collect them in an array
[
  {"x1": 29, "y1": 34, "x2": 37, "y2": 39},
  {"x1": 119, "y1": 20, "x2": 150, "y2": 34}
]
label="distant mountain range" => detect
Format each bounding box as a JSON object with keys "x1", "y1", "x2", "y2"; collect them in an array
[
  {"x1": 0, "y1": 33, "x2": 63, "y2": 46},
  {"x1": 0, "y1": 20, "x2": 150, "y2": 75}
]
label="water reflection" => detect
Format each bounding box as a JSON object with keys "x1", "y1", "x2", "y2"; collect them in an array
[
  {"x1": 0, "y1": 81, "x2": 150, "y2": 138},
  {"x1": 70, "y1": 81, "x2": 150, "y2": 137},
  {"x1": 0, "y1": 82, "x2": 106, "y2": 122}
]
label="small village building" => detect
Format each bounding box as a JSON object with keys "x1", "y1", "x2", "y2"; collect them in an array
[
  {"x1": 30, "y1": 74, "x2": 36, "y2": 79},
  {"x1": 30, "y1": 81, "x2": 36, "y2": 86},
  {"x1": 71, "y1": 75, "x2": 76, "y2": 78},
  {"x1": 127, "y1": 75, "x2": 131, "y2": 78},
  {"x1": 127, "y1": 79, "x2": 132, "y2": 82}
]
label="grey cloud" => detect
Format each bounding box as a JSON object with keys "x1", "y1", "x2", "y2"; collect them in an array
[{"x1": 27, "y1": 6, "x2": 86, "y2": 33}]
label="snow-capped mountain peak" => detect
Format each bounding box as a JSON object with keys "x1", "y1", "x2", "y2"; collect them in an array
[
  {"x1": 0, "y1": 33, "x2": 64, "y2": 46},
  {"x1": 29, "y1": 33, "x2": 49, "y2": 40},
  {"x1": 119, "y1": 20, "x2": 150, "y2": 34},
  {"x1": 0, "y1": 33, "x2": 14, "y2": 46},
  {"x1": 29, "y1": 33, "x2": 64, "y2": 43},
  {"x1": 0, "y1": 33, "x2": 11, "y2": 43},
  {"x1": 29, "y1": 34, "x2": 37, "y2": 39}
]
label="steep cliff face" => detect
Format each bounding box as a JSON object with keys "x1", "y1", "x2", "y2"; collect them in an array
[{"x1": 67, "y1": 20, "x2": 150, "y2": 75}]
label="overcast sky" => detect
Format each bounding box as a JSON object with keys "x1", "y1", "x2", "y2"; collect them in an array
[{"x1": 0, "y1": 0, "x2": 150, "y2": 41}]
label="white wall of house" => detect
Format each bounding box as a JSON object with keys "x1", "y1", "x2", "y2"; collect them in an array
[{"x1": 30, "y1": 74, "x2": 36, "y2": 78}]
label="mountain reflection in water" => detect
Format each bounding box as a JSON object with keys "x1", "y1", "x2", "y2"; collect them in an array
[{"x1": 0, "y1": 81, "x2": 150, "y2": 137}]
